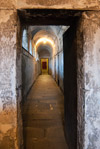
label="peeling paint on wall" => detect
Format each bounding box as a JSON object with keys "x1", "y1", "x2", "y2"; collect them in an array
[
  {"x1": 82, "y1": 11, "x2": 100, "y2": 149},
  {"x1": 77, "y1": 11, "x2": 100, "y2": 149},
  {"x1": 0, "y1": 10, "x2": 18, "y2": 149}
]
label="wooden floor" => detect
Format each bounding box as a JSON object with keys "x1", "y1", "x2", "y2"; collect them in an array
[{"x1": 22, "y1": 75, "x2": 68, "y2": 149}]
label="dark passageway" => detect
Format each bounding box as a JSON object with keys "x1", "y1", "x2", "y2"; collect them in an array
[{"x1": 22, "y1": 75, "x2": 68, "y2": 149}]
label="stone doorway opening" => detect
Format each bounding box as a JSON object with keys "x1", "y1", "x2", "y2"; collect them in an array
[
  {"x1": 17, "y1": 9, "x2": 83, "y2": 149},
  {"x1": 41, "y1": 58, "x2": 49, "y2": 74}
]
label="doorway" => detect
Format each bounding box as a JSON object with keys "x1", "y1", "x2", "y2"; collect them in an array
[
  {"x1": 18, "y1": 9, "x2": 82, "y2": 149},
  {"x1": 41, "y1": 58, "x2": 48, "y2": 74}
]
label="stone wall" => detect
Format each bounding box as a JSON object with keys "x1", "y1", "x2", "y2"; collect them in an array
[
  {"x1": 83, "y1": 11, "x2": 100, "y2": 149},
  {"x1": 77, "y1": 16, "x2": 85, "y2": 149},
  {"x1": 77, "y1": 11, "x2": 100, "y2": 149},
  {"x1": 0, "y1": 0, "x2": 16, "y2": 9},
  {"x1": 17, "y1": 0, "x2": 100, "y2": 10},
  {"x1": 0, "y1": 10, "x2": 18, "y2": 149},
  {"x1": 1, "y1": 0, "x2": 100, "y2": 10},
  {"x1": 17, "y1": 14, "x2": 24, "y2": 149},
  {"x1": 22, "y1": 48, "x2": 40, "y2": 99}
]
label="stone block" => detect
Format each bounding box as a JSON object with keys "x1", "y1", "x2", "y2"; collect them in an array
[
  {"x1": 17, "y1": 0, "x2": 100, "y2": 10},
  {"x1": 0, "y1": 0, "x2": 16, "y2": 9}
]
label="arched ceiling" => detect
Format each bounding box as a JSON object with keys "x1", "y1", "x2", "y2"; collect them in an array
[
  {"x1": 31, "y1": 27, "x2": 56, "y2": 57},
  {"x1": 28, "y1": 25, "x2": 69, "y2": 58},
  {"x1": 28, "y1": 26, "x2": 63, "y2": 39},
  {"x1": 37, "y1": 44, "x2": 52, "y2": 57},
  {"x1": 38, "y1": 49, "x2": 50, "y2": 58},
  {"x1": 33, "y1": 30, "x2": 56, "y2": 42}
]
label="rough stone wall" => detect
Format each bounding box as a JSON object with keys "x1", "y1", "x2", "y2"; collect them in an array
[
  {"x1": 17, "y1": 16, "x2": 24, "y2": 149},
  {"x1": 0, "y1": 10, "x2": 18, "y2": 148},
  {"x1": 77, "y1": 11, "x2": 100, "y2": 149},
  {"x1": 0, "y1": 0, "x2": 16, "y2": 9},
  {"x1": 1, "y1": 0, "x2": 100, "y2": 10},
  {"x1": 77, "y1": 16, "x2": 85, "y2": 149},
  {"x1": 17, "y1": 0, "x2": 100, "y2": 10},
  {"x1": 82, "y1": 11, "x2": 100, "y2": 149}
]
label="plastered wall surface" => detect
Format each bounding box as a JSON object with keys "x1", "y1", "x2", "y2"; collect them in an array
[
  {"x1": 48, "y1": 28, "x2": 64, "y2": 91},
  {"x1": 0, "y1": 10, "x2": 18, "y2": 148},
  {"x1": 77, "y1": 11, "x2": 100, "y2": 149},
  {"x1": 57, "y1": 33, "x2": 64, "y2": 91},
  {"x1": 22, "y1": 49, "x2": 40, "y2": 99},
  {"x1": 82, "y1": 12, "x2": 100, "y2": 149}
]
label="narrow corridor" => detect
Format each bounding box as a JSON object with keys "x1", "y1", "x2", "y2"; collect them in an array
[{"x1": 22, "y1": 75, "x2": 68, "y2": 149}]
